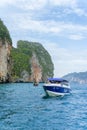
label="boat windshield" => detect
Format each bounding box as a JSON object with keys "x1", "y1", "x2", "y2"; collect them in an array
[{"x1": 47, "y1": 78, "x2": 69, "y2": 85}]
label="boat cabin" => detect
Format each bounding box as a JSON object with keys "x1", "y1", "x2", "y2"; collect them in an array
[{"x1": 47, "y1": 78, "x2": 69, "y2": 86}]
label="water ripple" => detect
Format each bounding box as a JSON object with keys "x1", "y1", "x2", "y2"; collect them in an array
[{"x1": 0, "y1": 83, "x2": 87, "y2": 130}]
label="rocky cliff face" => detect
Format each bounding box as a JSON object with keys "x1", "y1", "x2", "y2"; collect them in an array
[
  {"x1": 0, "y1": 40, "x2": 12, "y2": 82},
  {"x1": 11, "y1": 40, "x2": 54, "y2": 82},
  {"x1": 30, "y1": 53, "x2": 42, "y2": 83},
  {"x1": 0, "y1": 19, "x2": 12, "y2": 83}
]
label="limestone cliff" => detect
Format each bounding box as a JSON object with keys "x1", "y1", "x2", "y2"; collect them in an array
[
  {"x1": 30, "y1": 53, "x2": 42, "y2": 84},
  {"x1": 0, "y1": 19, "x2": 12, "y2": 82},
  {"x1": 11, "y1": 40, "x2": 54, "y2": 82}
]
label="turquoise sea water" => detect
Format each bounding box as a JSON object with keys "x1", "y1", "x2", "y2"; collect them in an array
[{"x1": 0, "y1": 83, "x2": 87, "y2": 130}]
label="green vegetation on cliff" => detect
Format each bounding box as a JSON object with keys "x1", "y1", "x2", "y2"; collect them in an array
[
  {"x1": 11, "y1": 40, "x2": 54, "y2": 81},
  {"x1": 0, "y1": 19, "x2": 12, "y2": 44},
  {"x1": 11, "y1": 47, "x2": 30, "y2": 77}
]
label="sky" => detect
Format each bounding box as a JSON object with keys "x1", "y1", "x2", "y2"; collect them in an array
[{"x1": 0, "y1": 0, "x2": 87, "y2": 77}]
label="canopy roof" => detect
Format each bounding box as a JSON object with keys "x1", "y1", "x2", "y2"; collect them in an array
[{"x1": 48, "y1": 78, "x2": 68, "y2": 82}]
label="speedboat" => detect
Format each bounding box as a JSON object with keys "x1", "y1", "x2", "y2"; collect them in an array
[{"x1": 43, "y1": 78, "x2": 71, "y2": 97}]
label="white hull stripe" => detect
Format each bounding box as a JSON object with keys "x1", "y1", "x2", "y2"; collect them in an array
[{"x1": 46, "y1": 90, "x2": 66, "y2": 96}]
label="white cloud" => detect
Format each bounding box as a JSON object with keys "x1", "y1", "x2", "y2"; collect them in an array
[
  {"x1": 0, "y1": 0, "x2": 15, "y2": 7},
  {"x1": 0, "y1": 0, "x2": 47, "y2": 10},
  {"x1": 0, "y1": 0, "x2": 86, "y2": 18},
  {"x1": 61, "y1": 22, "x2": 87, "y2": 32},
  {"x1": 69, "y1": 34, "x2": 85, "y2": 40},
  {"x1": 5, "y1": 12, "x2": 87, "y2": 46},
  {"x1": 16, "y1": 0, "x2": 47, "y2": 10},
  {"x1": 50, "y1": 0, "x2": 77, "y2": 8},
  {"x1": 49, "y1": 0, "x2": 87, "y2": 17},
  {"x1": 13, "y1": 15, "x2": 87, "y2": 40},
  {"x1": 4, "y1": 12, "x2": 87, "y2": 44},
  {"x1": 1, "y1": 0, "x2": 76, "y2": 9},
  {"x1": 73, "y1": 8, "x2": 87, "y2": 16},
  {"x1": 0, "y1": 0, "x2": 77, "y2": 9},
  {"x1": 12, "y1": 16, "x2": 62, "y2": 34}
]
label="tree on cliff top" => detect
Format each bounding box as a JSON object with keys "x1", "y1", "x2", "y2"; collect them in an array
[{"x1": 0, "y1": 19, "x2": 12, "y2": 44}]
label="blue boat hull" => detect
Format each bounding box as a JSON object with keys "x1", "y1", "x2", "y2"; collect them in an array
[{"x1": 43, "y1": 85, "x2": 71, "y2": 96}]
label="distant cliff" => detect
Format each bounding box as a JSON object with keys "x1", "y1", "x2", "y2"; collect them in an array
[
  {"x1": 63, "y1": 71, "x2": 87, "y2": 84},
  {"x1": 11, "y1": 40, "x2": 54, "y2": 82},
  {"x1": 0, "y1": 19, "x2": 12, "y2": 83}
]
